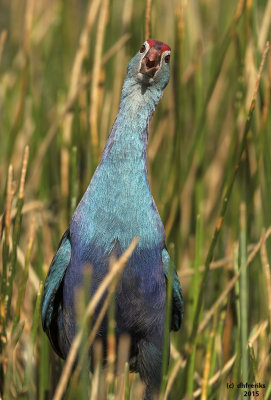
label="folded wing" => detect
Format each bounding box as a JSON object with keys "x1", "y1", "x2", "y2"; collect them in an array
[{"x1": 41, "y1": 229, "x2": 71, "y2": 356}]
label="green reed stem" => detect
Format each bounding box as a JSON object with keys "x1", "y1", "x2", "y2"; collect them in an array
[
  {"x1": 160, "y1": 243, "x2": 174, "y2": 396},
  {"x1": 78, "y1": 269, "x2": 92, "y2": 400},
  {"x1": 182, "y1": 0, "x2": 245, "y2": 188},
  {"x1": 12, "y1": 227, "x2": 34, "y2": 334},
  {"x1": 264, "y1": 381, "x2": 271, "y2": 400},
  {"x1": 5, "y1": 197, "x2": 23, "y2": 323},
  {"x1": 70, "y1": 146, "x2": 78, "y2": 218},
  {"x1": 240, "y1": 203, "x2": 248, "y2": 383},
  {"x1": 32, "y1": 283, "x2": 43, "y2": 345},
  {"x1": 187, "y1": 41, "x2": 269, "y2": 356},
  {"x1": 107, "y1": 285, "x2": 117, "y2": 395},
  {"x1": 248, "y1": 343, "x2": 257, "y2": 382},
  {"x1": 39, "y1": 332, "x2": 50, "y2": 400},
  {"x1": 187, "y1": 213, "x2": 202, "y2": 395}
]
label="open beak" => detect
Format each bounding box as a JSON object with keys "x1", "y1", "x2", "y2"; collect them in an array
[{"x1": 140, "y1": 47, "x2": 161, "y2": 78}]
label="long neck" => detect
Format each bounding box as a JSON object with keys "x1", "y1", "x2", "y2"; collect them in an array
[{"x1": 101, "y1": 78, "x2": 163, "y2": 164}]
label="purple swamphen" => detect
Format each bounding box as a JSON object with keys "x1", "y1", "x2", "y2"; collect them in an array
[{"x1": 42, "y1": 39, "x2": 183, "y2": 398}]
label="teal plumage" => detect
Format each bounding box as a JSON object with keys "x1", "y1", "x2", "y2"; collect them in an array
[{"x1": 42, "y1": 39, "x2": 183, "y2": 398}]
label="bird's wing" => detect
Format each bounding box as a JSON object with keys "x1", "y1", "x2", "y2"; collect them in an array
[
  {"x1": 41, "y1": 228, "x2": 71, "y2": 332},
  {"x1": 162, "y1": 248, "x2": 184, "y2": 331}
]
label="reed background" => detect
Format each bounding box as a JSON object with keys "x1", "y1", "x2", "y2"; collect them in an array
[{"x1": 0, "y1": 0, "x2": 271, "y2": 399}]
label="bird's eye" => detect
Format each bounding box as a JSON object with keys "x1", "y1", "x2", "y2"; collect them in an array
[
  {"x1": 140, "y1": 44, "x2": 146, "y2": 53},
  {"x1": 164, "y1": 54, "x2": 170, "y2": 63}
]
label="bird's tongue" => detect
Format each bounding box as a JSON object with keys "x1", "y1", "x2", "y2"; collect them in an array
[{"x1": 140, "y1": 48, "x2": 161, "y2": 78}]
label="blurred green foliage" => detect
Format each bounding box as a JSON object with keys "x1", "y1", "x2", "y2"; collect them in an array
[{"x1": 0, "y1": 0, "x2": 271, "y2": 398}]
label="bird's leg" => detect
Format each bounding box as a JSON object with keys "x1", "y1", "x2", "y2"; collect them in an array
[{"x1": 136, "y1": 339, "x2": 163, "y2": 400}]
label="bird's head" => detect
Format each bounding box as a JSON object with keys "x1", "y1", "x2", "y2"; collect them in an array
[{"x1": 126, "y1": 39, "x2": 171, "y2": 91}]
